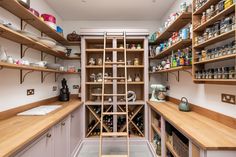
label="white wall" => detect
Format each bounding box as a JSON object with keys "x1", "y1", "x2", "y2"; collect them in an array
[
  {"x1": 0, "y1": 0, "x2": 76, "y2": 112},
  {"x1": 159, "y1": 0, "x2": 236, "y2": 118}
]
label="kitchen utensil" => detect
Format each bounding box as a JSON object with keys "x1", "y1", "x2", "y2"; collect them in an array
[
  {"x1": 29, "y1": 8, "x2": 40, "y2": 17},
  {"x1": 0, "y1": 46, "x2": 7, "y2": 62},
  {"x1": 17, "y1": 0, "x2": 30, "y2": 9},
  {"x1": 67, "y1": 31, "x2": 80, "y2": 41},
  {"x1": 46, "y1": 63, "x2": 61, "y2": 70},
  {"x1": 59, "y1": 78, "x2": 70, "y2": 102},
  {"x1": 41, "y1": 14, "x2": 56, "y2": 24},
  {"x1": 16, "y1": 30, "x2": 39, "y2": 41},
  {"x1": 179, "y1": 97, "x2": 191, "y2": 112},
  {"x1": 127, "y1": 91, "x2": 136, "y2": 102},
  {"x1": 38, "y1": 37, "x2": 56, "y2": 47},
  {"x1": 150, "y1": 84, "x2": 166, "y2": 102}
]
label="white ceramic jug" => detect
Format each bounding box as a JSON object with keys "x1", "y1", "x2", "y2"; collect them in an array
[{"x1": 0, "y1": 45, "x2": 7, "y2": 62}]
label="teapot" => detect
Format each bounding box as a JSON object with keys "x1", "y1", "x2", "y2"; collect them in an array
[{"x1": 179, "y1": 97, "x2": 191, "y2": 112}]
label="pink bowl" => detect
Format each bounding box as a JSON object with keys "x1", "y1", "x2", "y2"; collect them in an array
[{"x1": 41, "y1": 14, "x2": 56, "y2": 24}]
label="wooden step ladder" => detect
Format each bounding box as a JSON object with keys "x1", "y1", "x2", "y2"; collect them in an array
[{"x1": 99, "y1": 32, "x2": 129, "y2": 157}]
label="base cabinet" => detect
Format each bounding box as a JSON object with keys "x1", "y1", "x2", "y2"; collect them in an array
[
  {"x1": 15, "y1": 130, "x2": 54, "y2": 157},
  {"x1": 54, "y1": 118, "x2": 70, "y2": 157},
  {"x1": 14, "y1": 106, "x2": 82, "y2": 157},
  {"x1": 70, "y1": 106, "x2": 82, "y2": 156}
]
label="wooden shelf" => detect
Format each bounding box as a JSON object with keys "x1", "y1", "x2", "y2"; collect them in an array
[
  {"x1": 194, "y1": 54, "x2": 236, "y2": 65},
  {"x1": 86, "y1": 49, "x2": 104, "y2": 52},
  {"x1": 155, "y1": 12, "x2": 192, "y2": 44},
  {"x1": 85, "y1": 65, "x2": 113, "y2": 68},
  {"x1": 126, "y1": 49, "x2": 144, "y2": 52},
  {"x1": 166, "y1": 141, "x2": 180, "y2": 157},
  {"x1": 105, "y1": 48, "x2": 125, "y2": 52},
  {"x1": 150, "y1": 66, "x2": 192, "y2": 74},
  {"x1": 151, "y1": 123, "x2": 161, "y2": 137},
  {"x1": 118, "y1": 65, "x2": 145, "y2": 69},
  {"x1": 0, "y1": 61, "x2": 80, "y2": 74},
  {"x1": 150, "y1": 39, "x2": 192, "y2": 59},
  {"x1": 193, "y1": 0, "x2": 219, "y2": 15},
  {"x1": 0, "y1": 0, "x2": 73, "y2": 45},
  {"x1": 85, "y1": 100, "x2": 145, "y2": 105},
  {"x1": 194, "y1": 4, "x2": 235, "y2": 32},
  {"x1": 194, "y1": 30, "x2": 235, "y2": 49},
  {"x1": 0, "y1": 25, "x2": 68, "y2": 59},
  {"x1": 194, "y1": 79, "x2": 236, "y2": 85}
]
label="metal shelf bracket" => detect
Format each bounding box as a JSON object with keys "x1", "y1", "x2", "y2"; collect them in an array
[
  {"x1": 0, "y1": 66, "x2": 3, "y2": 70},
  {"x1": 55, "y1": 73, "x2": 62, "y2": 82},
  {"x1": 167, "y1": 71, "x2": 179, "y2": 82},
  {"x1": 182, "y1": 69, "x2": 192, "y2": 76},
  {"x1": 41, "y1": 71, "x2": 54, "y2": 83},
  {"x1": 41, "y1": 52, "x2": 49, "y2": 61},
  {"x1": 20, "y1": 70, "x2": 34, "y2": 84},
  {"x1": 21, "y1": 45, "x2": 31, "y2": 58}
]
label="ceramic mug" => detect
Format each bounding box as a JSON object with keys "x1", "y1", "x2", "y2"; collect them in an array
[{"x1": 7, "y1": 56, "x2": 13, "y2": 64}]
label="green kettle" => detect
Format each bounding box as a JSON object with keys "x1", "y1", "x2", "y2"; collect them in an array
[{"x1": 179, "y1": 97, "x2": 191, "y2": 112}]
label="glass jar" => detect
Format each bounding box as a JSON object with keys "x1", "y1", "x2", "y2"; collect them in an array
[
  {"x1": 134, "y1": 58, "x2": 139, "y2": 65},
  {"x1": 229, "y1": 67, "x2": 236, "y2": 79},
  {"x1": 222, "y1": 67, "x2": 229, "y2": 79},
  {"x1": 214, "y1": 68, "x2": 218, "y2": 79},
  {"x1": 217, "y1": 68, "x2": 222, "y2": 79}
]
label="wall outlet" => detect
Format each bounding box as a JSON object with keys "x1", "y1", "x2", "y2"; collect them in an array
[
  {"x1": 221, "y1": 94, "x2": 236, "y2": 105},
  {"x1": 53, "y1": 86, "x2": 57, "y2": 91},
  {"x1": 27, "y1": 89, "x2": 34, "y2": 96},
  {"x1": 73, "y1": 85, "x2": 79, "y2": 89}
]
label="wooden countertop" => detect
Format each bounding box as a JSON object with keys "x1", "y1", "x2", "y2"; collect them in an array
[
  {"x1": 147, "y1": 101, "x2": 236, "y2": 150},
  {"x1": 0, "y1": 99, "x2": 83, "y2": 157}
]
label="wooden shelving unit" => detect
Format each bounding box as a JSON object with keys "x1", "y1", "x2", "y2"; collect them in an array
[
  {"x1": 192, "y1": 0, "x2": 236, "y2": 85},
  {"x1": 166, "y1": 141, "x2": 180, "y2": 157},
  {"x1": 0, "y1": 0, "x2": 76, "y2": 45},
  {"x1": 155, "y1": 12, "x2": 192, "y2": 44},
  {"x1": 149, "y1": 66, "x2": 192, "y2": 74},
  {"x1": 81, "y1": 34, "x2": 148, "y2": 138},
  {"x1": 150, "y1": 39, "x2": 192, "y2": 59}
]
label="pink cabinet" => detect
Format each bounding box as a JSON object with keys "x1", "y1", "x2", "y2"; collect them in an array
[
  {"x1": 70, "y1": 107, "x2": 83, "y2": 156},
  {"x1": 15, "y1": 130, "x2": 54, "y2": 157},
  {"x1": 54, "y1": 118, "x2": 70, "y2": 157}
]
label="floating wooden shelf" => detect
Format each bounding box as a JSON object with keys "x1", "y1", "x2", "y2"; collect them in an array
[
  {"x1": 194, "y1": 54, "x2": 236, "y2": 65},
  {"x1": 0, "y1": 0, "x2": 73, "y2": 45},
  {"x1": 0, "y1": 25, "x2": 67, "y2": 58},
  {"x1": 166, "y1": 141, "x2": 180, "y2": 157},
  {"x1": 0, "y1": 61, "x2": 80, "y2": 74},
  {"x1": 151, "y1": 123, "x2": 161, "y2": 137},
  {"x1": 194, "y1": 30, "x2": 235, "y2": 49},
  {"x1": 150, "y1": 66, "x2": 192, "y2": 74},
  {"x1": 155, "y1": 12, "x2": 192, "y2": 44},
  {"x1": 150, "y1": 39, "x2": 192, "y2": 59},
  {"x1": 193, "y1": 0, "x2": 219, "y2": 15},
  {"x1": 194, "y1": 79, "x2": 236, "y2": 85},
  {"x1": 194, "y1": 4, "x2": 235, "y2": 32}
]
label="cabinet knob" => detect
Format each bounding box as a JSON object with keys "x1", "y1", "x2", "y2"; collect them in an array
[
  {"x1": 46, "y1": 133, "x2": 51, "y2": 138},
  {"x1": 61, "y1": 122, "x2": 66, "y2": 126}
]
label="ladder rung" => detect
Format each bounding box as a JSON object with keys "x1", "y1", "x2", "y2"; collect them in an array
[
  {"x1": 103, "y1": 112, "x2": 127, "y2": 115},
  {"x1": 101, "y1": 132, "x2": 128, "y2": 137},
  {"x1": 104, "y1": 77, "x2": 126, "y2": 80},
  {"x1": 103, "y1": 94, "x2": 126, "y2": 96},
  {"x1": 102, "y1": 155, "x2": 128, "y2": 157},
  {"x1": 105, "y1": 62, "x2": 125, "y2": 65}
]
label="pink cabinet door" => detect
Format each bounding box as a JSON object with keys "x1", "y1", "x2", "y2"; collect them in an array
[
  {"x1": 54, "y1": 118, "x2": 69, "y2": 157},
  {"x1": 15, "y1": 130, "x2": 53, "y2": 157},
  {"x1": 70, "y1": 106, "x2": 82, "y2": 155}
]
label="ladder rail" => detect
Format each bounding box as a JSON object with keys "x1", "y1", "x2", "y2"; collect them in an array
[{"x1": 99, "y1": 32, "x2": 129, "y2": 157}]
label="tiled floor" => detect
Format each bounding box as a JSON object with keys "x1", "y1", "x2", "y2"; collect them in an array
[{"x1": 77, "y1": 140, "x2": 154, "y2": 157}]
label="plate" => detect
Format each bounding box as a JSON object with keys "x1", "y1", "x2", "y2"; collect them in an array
[
  {"x1": 38, "y1": 37, "x2": 56, "y2": 48},
  {"x1": 16, "y1": 30, "x2": 39, "y2": 41}
]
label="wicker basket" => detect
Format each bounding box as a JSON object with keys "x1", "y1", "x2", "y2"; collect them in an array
[{"x1": 173, "y1": 132, "x2": 189, "y2": 157}]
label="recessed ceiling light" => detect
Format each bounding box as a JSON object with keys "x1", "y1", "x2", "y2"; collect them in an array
[
  {"x1": 82, "y1": 0, "x2": 86, "y2": 2},
  {"x1": 152, "y1": 0, "x2": 156, "y2": 2}
]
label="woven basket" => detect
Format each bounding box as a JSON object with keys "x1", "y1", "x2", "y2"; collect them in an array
[{"x1": 173, "y1": 132, "x2": 189, "y2": 157}]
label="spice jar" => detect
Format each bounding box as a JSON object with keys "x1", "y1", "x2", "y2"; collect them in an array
[
  {"x1": 229, "y1": 67, "x2": 235, "y2": 79},
  {"x1": 214, "y1": 68, "x2": 218, "y2": 79},
  {"x1": 222, "y1": 67, "x2": 229, "y2": 79},
  {"x1": 134, "y1": 58, "x2": 139, "y2": 66},
  {"x1": 217, "y1": 68, "x2": 222, "y2": 79},
  {"x1": 201, "y1": 12, "x2": 206, "y2": 24},
  {"x1": 97, "y1": 58, "x2": 103, "y2": 66}
]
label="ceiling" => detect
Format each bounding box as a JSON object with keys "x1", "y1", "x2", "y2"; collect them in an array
[{"x1": 44, "y1": 0, "x2": 175, "y2": 21}]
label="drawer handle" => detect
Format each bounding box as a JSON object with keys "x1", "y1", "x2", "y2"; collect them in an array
[
  {"x1": 61, "y1": 122, "x2": 66, "y2": 126},
  {"x1": 46, "y1": 133, "x2": 51, "y2": 138}
]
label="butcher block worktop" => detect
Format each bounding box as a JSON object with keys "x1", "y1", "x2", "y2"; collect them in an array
[
  {"x1": 147, "y1": 101, "x2": 236, "y2": 150},
  {"x1": 0, "y1": 99, "x2": 83, "y2": 157}
]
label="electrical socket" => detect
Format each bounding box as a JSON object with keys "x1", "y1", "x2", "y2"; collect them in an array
[
  {"x1": 73, "y1": 85, "x2": 79, "y2": 89},
  {"x1": 53, "y1": 86, "x2": 57, "y2": 91},
  {"x1": 27, "y1": 89, "x2": 34, "y2": 96},
  {"x1": 221, "y1": 94, "x2": 236, "y2": 105}
]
